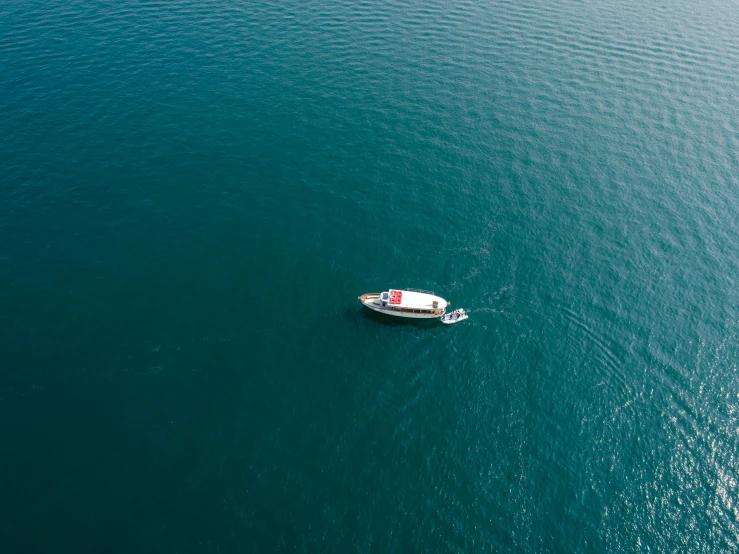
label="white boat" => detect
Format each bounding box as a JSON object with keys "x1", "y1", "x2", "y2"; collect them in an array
[
  {"x1": 359, "y1": 289, "x2": 448, "y2": 319},
  {"x1": 440, "y1": 308, "x2": 467, "y2": 324}
]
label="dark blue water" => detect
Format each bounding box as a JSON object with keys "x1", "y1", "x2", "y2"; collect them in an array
[{"x1": 2, "y1": 0, "x2": 739, "y2": 551}]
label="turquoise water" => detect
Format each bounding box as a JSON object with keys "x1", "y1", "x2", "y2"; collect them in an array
[{"x1": 2, "y1": 0, "x2": 739, "y2": 551}]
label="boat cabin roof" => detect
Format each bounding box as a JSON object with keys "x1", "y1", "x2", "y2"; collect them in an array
[{"x1": 381, "y1": 289, "x2": 448, "y2": 310}]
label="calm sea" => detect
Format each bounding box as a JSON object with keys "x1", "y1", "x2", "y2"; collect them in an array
[{"x1": 2, "y1": 0, "x2": 739, "y2": 551}]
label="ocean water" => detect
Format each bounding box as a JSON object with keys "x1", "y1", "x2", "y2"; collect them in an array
[{"x1": 2, "y1": 0, "x2": 739, "y2": 551}]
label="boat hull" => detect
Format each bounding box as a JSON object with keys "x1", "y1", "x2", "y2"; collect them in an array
[{"x1": 359, "y1": 293, "x2": 444, "y2": 319}]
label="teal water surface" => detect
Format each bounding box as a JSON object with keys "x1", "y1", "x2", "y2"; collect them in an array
[{"x1": 2, "y1": 0, "x2": 739, "y2": 551}]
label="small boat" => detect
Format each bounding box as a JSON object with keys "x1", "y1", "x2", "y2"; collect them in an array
[
  {"x1": 359, "y1": 289, "x2": 448, "y2": 319},
  {"x1": 440, "y1": 308, "x2": 467, "y2": 324}
]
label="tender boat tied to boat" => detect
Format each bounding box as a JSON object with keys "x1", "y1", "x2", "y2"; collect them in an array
[
  {"x1": 359, "y1": 289, "x2": 448, "y2": 319},
  {"x1": 440, "y1": 308, "x2": 468, "y2": 324}
]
